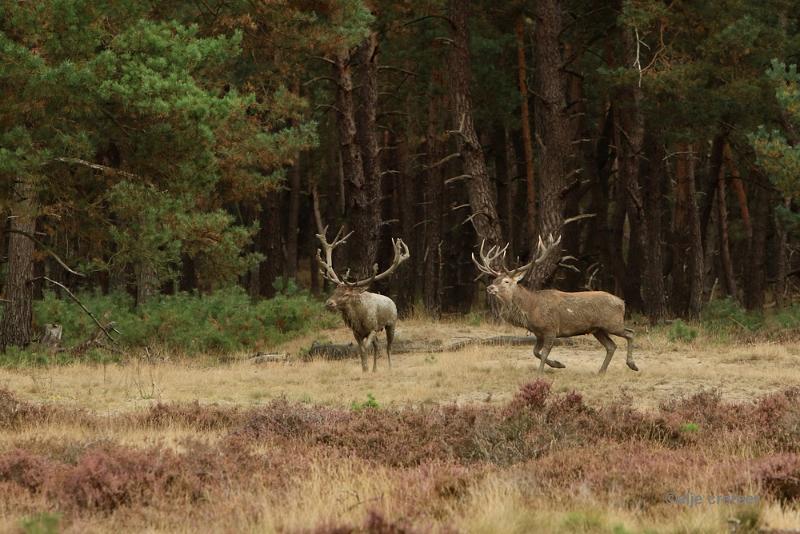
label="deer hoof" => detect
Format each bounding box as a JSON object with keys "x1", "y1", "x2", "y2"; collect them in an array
[
  {"x1": 546, "y1": 359, "x2": 566, "y2": 369},
  {"x1": 627, "y1": 361, "x2": 639, "y2": 371}
]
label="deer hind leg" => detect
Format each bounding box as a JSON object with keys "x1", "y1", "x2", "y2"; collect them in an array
[
  {"x1": 622, "y1": 328, "x2": 638, "y2": 371},
  {"x1": 537, "y1": 337, "x2": 556, "y2": 374},
  {"x1": 594, "y1": 330, "x2": 617, "y2": 374},
  {"x1": 533, "y1": 336, "x2": 565, "y2": 369},
  {"x1": 385, "y1": 323, "x2": 395, "y2": 370},
  {"x1": 362, "y1": 331, "x2": 379, "y2": 372}
]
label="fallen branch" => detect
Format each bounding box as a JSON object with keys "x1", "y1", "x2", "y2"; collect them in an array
[
  {"x1": 31, "y1": 276, "x2": 115, "y2": 342},
  {"x1": 304, "y1": 335, "x2": 575, "y2": 360}
]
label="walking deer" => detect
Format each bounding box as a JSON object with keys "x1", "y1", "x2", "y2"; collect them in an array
[
  {"x1": 315, "y1": 227, "x2": 410, "y2": 372},
  {"x1": 472, "y1": 235, "x2": 639, "y2": 374}
]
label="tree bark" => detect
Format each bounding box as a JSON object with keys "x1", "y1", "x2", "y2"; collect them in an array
[
  {"x1": 671, "y1": 144, "x2": 704, "y2": 318},
  {"x1": 744, "y1": 174, "x2": 770, "y2": 310},
  {"x1": 775, "y1": 197, "x2": 791, "y2": 308},
  {"x1": 526, "y1": 0, "x2": 570, "y2": 288},
  {"x1": 447, "y1": 0, "x2": 504, "y2": 252},
  {"x1": 423, "y1": 70, "x2": 445, "y2": 317},
  {"x1": 333, "y1": 35, "x2": 382, "y2": 279},
  {"x1": 515, "y1": 14, "x2": 536, "y2": 242},
  {"x1": 285, "y1": 157, "x2": 302, "y2": 279},
  {"x1": 258, "y1": 194, "x2": 283, "y2": 298},
  {"x1": 1, "y1": 179, "x2": 37, "y2": 349},
  {"x1": 641, "y1": 135, "x2": 667, "y2": 322},
  {"x1": 715, "y1": 140, "x2": 738, "y2": 298}
]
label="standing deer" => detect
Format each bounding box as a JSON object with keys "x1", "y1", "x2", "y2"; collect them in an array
[
  {"x1": 315, "y1": 227, "x2": 410, "y2": 372},
  {"x1": 472, "y1": 235, "x2": 639, "y2": 374}
]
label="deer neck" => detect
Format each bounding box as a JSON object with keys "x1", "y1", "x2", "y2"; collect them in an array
[
  {"x1": 502, "y1": 285, "x2": 537, "y2": 329},
  {"x1": 339, "y1": 293, "x2": 370, "y2": 332}
]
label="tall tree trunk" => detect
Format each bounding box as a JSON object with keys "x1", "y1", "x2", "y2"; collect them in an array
[
  {"x1": 333, "y1": 35, "x2": 382, "y2": 279},
  {"x1": 715, "y1": 140, "x2": 738, "y2": 298},
  {"x1": 641, "y1": 135, "x2": 667, "y2": 322},
  {"x1": 671, "y1": 144, "x2": 704, "y2": 317},
  {"x1": 258, "y1": 194, "x2": 283, "y2": 298},
  {"x1": 614, "y1": 27, "x2": 648, "y2": 310},
  {"x1": 285, "y1": 158, "x2": 302, "y2": 279},
  {"x1": 447, "y1": 0, "x2": 503, "y2": 251},
  {"x1": 723, "y1": 143, "x2": 752, "y2": 246},
  {"x1": 1, "y1": 179, "x2": 37, "y2": 349},
  {"x1": 423, "y1": 72, "x2": 445, "y2": 317},
  {"x1": 493, "y1": 125, "x2": 513, "y2": 257},
  {"x1": 526, "y1": 0, "x2": 570, "y2": 287},
  {"x1": 515, "y1": 14, "x2": 536, "y2": 242},
  {"x1": 744, "y1": 174, "x2": 770, "y2": 310},
  {"x1": 775, "y1": 197, "x2": 791, "y2": 308}
]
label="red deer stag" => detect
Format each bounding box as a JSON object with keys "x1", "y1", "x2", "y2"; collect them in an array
[
  {"x1": 472, "y1": 235, "x2": 638, "y2": 374},
  {"x1": 315, "y1": 227, "x2": 410, "y2": 372}
]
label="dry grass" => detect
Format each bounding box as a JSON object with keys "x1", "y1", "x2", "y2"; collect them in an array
[
  {"x1": 2, "y1": 318, "x2": 800, "y2": 533},
  {"x1": 0, "y1": 319, "x2": 798, "y2": 413}
]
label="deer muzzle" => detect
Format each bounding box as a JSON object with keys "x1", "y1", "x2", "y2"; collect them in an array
[
  {"x1": 325, "y1": 298, "x2": 337, "y2": 311},
  {"x1": 486, "y1": 285, "x2": 498, "y2": 295}
]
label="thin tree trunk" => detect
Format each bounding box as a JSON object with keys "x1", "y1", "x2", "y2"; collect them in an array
[
  {"x1": 715, "y1": 140, "x2": 738, "y2": 298},
  {"x1": 775, "y1": 197, "x2": 791, "y2": 308},
  {"x1": 447, "y1": 0, "x2": 504, "y2": 251},
  {"x1": 723, "y1": 143, "x2": 752, "y2": 245},
  {"x1": 515, "y1": 14, "x2": 536, "y2": 242},
  {"x1": 671, "y1": 144, "x2": 704, "y2": 317},
  {"x1": 424, "y1": 71, "x2": 445, "y2": 317},
  {"x1": 641, "y1": 135, "x2": 667, "y2": 322},
  {"x1": 744, "y1": 175, "x2": 769, "y2": 310},
  {"x1": 286, "y1": 158, "x2": 302, "y2": 279},
  {"x1": 1, "y1": 179, "x2": 37, "y2": 349},
  {"x1": 526, "y1": 0, "x2": 570, "y2": 287},
  {"x1": 258, "y1": 194, "x2": 283, "y2": 298}
]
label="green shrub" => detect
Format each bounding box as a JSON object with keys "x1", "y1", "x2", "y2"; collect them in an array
[
  {"x1": 351, "y1": 393, "x2": 380, "y2": 411},
  {"x1": 668, "y1": 320, "x2": 697, "y2": 343},
  {"x1": 20, "y1": 512, "x2": 61, "y2": 534},
  {"x1": 28, "y1": 285, "x2": 333, "y2": 359},
  {"x1": 701, "y1": 297, "x2": 764, "y2": 333}
]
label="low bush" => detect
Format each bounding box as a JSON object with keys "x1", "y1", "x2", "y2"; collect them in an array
[{"x1": 27, "y1": 284, "x2": 334, "y2": 358}]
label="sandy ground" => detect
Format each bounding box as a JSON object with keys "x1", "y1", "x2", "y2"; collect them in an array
[{"x1": 2, "y1": 319, "x2": 799, "y2": 413}]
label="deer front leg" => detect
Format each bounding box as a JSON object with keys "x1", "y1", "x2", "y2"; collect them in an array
[
  {"x1": 533, "y1": 336, "x2": 565, "y2": 369},
  {"x1": 537, "y1": 337, "x2": 555, "y2": 374},
  {"x1": 355, "y1": 334, "x2": 369, "y2": 373}
]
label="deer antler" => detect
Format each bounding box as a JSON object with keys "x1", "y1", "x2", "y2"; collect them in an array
[
  {"x1": 506, "y1": 234, "x2": 562, "y2": 278},
  {"x1": 315, "y1": 225, "x2": 354, "y2": 286},
  {"x1": 471, "y1": 239, "x2": 510, "y2": 278},
  {"x1": 348, "y1": 238, "x2": 410, "y2": 287}
]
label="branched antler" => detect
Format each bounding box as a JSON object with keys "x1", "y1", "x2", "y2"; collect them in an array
[
  {"x1": 315, "y1": 226, "x2": 354, "y2": 285},
  {"x1": 471, "y1": 240, "x2": 509, "y2": 278}
]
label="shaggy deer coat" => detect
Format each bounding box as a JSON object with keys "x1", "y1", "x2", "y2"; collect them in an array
[{"x1": 325, "y1": 288, "x2": 397, "y2": 372}]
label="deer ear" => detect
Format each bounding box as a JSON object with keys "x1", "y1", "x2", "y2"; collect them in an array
[{"x1": 511, "y1": 271, "x2": 526, "y2": 283}]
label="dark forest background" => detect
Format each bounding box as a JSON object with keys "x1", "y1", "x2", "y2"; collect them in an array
[{"x1": 2, "y1": 0, "x2": 800, "y2": 351}]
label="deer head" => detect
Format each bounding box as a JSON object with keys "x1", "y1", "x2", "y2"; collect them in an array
[
  {"x1": 315, "y1": 225, "x2": 410, "y2": 311},
  {"x1": 471, "y1": 235, "x2": 562, "y2": 304}
]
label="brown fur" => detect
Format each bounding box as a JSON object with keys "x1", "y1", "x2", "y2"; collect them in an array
[{"x1": 488, "y1": 274, "x2": 639, "y2": 374}]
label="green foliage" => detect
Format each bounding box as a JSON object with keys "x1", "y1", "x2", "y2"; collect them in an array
[
  {"x1": 680, "y1": 422, "x2": 700, "y2": 433},
  {"x1": 29, "y1": 286, "x2": 332, "y2": 358},
  {"x1": 19, "y1": 512, "x2": 61, "y2": 534},
  {"x1": 351, "y1": 393, "x2": 380, "y2": 411},
  {"x1": 701, "y1": 297, "x2": 765, "y2": 333},
  {"x1": 667, "y1": 320, "x2": 698, "y2": 343}
]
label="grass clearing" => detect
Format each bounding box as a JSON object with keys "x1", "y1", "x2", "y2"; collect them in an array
[{"x1": 2, "y1": 318, "x2": 800, "y2": 532}]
